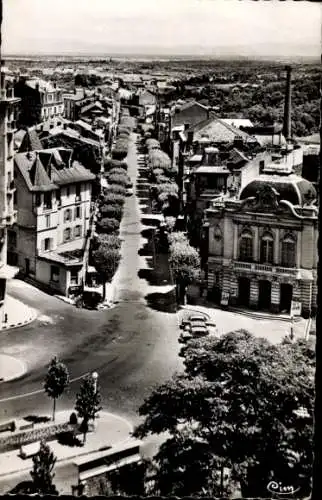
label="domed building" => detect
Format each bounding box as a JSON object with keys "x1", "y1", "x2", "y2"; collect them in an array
[{"x1": 202, "y1": 168, "x2": 318, "y2": 318}]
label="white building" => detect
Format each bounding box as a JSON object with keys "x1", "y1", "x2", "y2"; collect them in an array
[{"x1": 10, "y1": 147, "x2": 95, "y2": 296}]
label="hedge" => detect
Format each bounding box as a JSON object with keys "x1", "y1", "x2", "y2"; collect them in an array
[
  {"x1": 0, "y1": 422, "x2": 73, "y2": 454},
  {"x1": 108, "y1": 173, "x2": 129, "y2": 186}
]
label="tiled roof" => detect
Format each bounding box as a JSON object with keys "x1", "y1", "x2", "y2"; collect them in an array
[
  {"x1": 19, "y1": 128, "x2": 43, "y2": 152},
  {"x1": 15, "y1": 148, "x2": 95, "y2": 192},
  {"x1": 47, "y1": 128, "x2": 101, "y2": 147},
  {"x1": 193, "y1": 116, "x2": 251, "y2": 144}
]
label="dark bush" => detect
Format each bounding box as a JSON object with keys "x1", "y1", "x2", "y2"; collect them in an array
[
  {"x1": 107, "y1": 167, "x2": 129, "y2": 178},
  {"x1": 101, "y1": 193, "x2": 125, "y2": 206},
  {"x1": 107, "y1": 184, "x2": 127, "y2": 196},
  {"x1": 96, "y1": 217, "x2": 120, "y2": 234},
  {"x1": 100, "y1": 204, "x2": 123, "y2": 221},
  {"x1": 108, "y1": 173, "x2": 128, "y2": 186},
  {"x1": 69, "y1": 412, "x2": 78, "y2": 425}
]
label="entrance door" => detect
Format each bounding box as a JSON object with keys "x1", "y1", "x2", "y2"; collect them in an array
[
  {"x1": 258, "y1": 280, "x2": 271, "y2": 310},
  {"x1": 238, "y1": 277, "x2": 250, "y2": 307},
  {"x1": 25, "y1": 258, "x2": 30, "y2": 276},
  {"x1": 280, "y1": 283, "x2": 293, "y2": 313}
]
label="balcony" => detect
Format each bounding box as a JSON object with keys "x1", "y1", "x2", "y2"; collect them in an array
[{"x1": 233, "y1": 260, "x2": 300, "y2": 278}]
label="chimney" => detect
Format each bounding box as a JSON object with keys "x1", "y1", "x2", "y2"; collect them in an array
[{"x1": 283, "y1": 66, "x2": 292, "y2": 141}]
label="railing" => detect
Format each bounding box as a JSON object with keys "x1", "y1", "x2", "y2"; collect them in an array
[{"x1": 233, "y1": 261, "x2": 299, "y2": 276}]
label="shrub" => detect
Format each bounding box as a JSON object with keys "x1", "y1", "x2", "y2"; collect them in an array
[
  {"x1": 108, "y1": 184, "x2": 127, "y2": 196},
  {"x1": 108, "y1": 173, "x2": 128, "y2": 186},
  {"x1": 69, "y1": 412, "x2": 78, "y2": 425},
  {"x1": 104, "y1": 159, "x2": 127, "y2": 172},
  {"x1": 96, "y1": 234, "x2": 121, "y2": 249},
  {"x1": 101, "y1": 193, "x2": 125, "y2": 206},
  {"x1": 100, "y1": 204, "x2": 123, "y2": 221},
  {"x1": 96, "y1": 217, "x2": 120, "y2": 234},
  {"x1": 107, "y1": 167, "x2": 129, "y2": 178}
]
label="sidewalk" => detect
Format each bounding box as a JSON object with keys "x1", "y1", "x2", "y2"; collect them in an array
[
  {"x1": 0, "y1": 410, "x2": 133, "y2": 479},
  {"x1": 0, "y1": 355, "x2": 27, "y2": 382},
  {"x1": 1, "y1": 296, "x2": 38, "y2": 332}
]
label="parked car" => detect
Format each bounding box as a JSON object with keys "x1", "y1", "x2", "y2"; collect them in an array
[
  {"x1": 180, "y1": 314, "x2": 207, "y2": 329},
  {"x1": 126, "y1": 187, "x2": 134, "y2": 196},
  {"x1": 190, "y1": 325, "x2": 209, "y2": 336}
]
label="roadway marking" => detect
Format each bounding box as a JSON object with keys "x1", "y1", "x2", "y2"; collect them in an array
[{"x1": 0, "y1": 372, "x2": 90, "y2": 404}]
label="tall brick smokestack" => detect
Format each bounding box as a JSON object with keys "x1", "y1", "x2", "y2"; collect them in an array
[{"x1": 283, "y1": 65, "x2": 292, "y2": 141}]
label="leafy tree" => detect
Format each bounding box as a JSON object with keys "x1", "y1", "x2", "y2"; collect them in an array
[
  {"x1": 75, "y1": 375, "x2": 102, "y2": 442},
  {"x1": 95, "y1": 234, "x2": 121, "y2": 249},
  {"x1": 100, "y1": 203, "x2": 123, "y2": 221},
  {"x1": 107, "y1": 167, "x2": 130, "y2": 178},
  {"x1": 30, "y1": 440, "x2": 58, "y2": 495},
  {"x1": 108, "y1": 173, "x2": 129, "y2": 186},
  {"x1": 96, "y1": 217, "x2": 120, "y2": 234},
  {"x1": 168, "y1": 233, "x2": 200, "y2": 303},
  {"x1": 107, "y1": 184, "x2": 127, "y2": 196},
  {"x1": 134, "y1": 332, "x2": 314, "y2": 497},
  {"x1": 92, "y1": 245, "x2": 121, "y2": 300},
  {"x1": 44, "y1": 357, "x2": 69, "y2": 422}
]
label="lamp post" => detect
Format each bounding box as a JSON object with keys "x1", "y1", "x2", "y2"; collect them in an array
[{"x1": 92, "y1": 371, "x2": 98, "y2": 394}]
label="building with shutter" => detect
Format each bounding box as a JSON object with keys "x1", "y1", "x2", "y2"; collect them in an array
[{"x1": 10, "y1": 147, "x2": 95, "y2": 296}]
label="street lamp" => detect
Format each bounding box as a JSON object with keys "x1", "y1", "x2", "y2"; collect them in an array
[{"x1": 92, "y1": 371, "x2": 98, "y2": 394}]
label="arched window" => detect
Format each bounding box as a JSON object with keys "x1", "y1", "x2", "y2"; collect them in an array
[
  {"x1": 260, "y1": 232, "x2": 274, "y2": 264},
  {"x1": 239, "y1": 230, "x2": 253, "y2": 262},
  {"x1": 213, "y1": 226, "x2": 223, "y2": 256},
  {"x1": 281, "y1": 235, "x2": 296, "y2": 268}
]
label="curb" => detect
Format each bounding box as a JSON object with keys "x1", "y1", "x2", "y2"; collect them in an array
[
  {"x1": 1, "y1": 309, "x2": 38, "y2": 332},
  {"x1": 183, "y1": 303, "x2": 301, "y2": 323}
]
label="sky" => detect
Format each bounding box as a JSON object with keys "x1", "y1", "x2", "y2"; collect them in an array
[{"x1": 2, "y1": 0, "x2": 321, "y2": 57}]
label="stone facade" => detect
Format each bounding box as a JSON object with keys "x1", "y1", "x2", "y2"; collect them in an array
[{"x1": 204, "y1": 176, "x2": 318, "y2": 318}]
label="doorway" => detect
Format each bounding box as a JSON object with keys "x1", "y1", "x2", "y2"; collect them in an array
[
  {"x1": 258, "y1": 280, "x2": 271, "y2": 310},
  {"x1": 238, "y1": 277, "x2": 250, "y2": 307},
  {"x1": 280, "y1": 283, "x2": 293, "y2": 313},
  {"x1": 25, "y1": 258, "x2": 30, "y2": 276}
]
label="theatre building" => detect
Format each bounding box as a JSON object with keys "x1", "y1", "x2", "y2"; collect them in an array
[{"x1": 203, "y1": 165, "x2": 318, "y2": 318}]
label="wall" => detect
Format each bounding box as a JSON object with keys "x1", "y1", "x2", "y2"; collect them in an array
[
  {"x1": 36, "y1": 259, "x2": 67, "y2": 294},
  {"x1": 14, "y1": 168, "x2": 36, "y2": 228}
]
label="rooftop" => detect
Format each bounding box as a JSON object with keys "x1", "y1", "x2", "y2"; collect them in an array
[{"x1": 15, "y1": 148, "x2": 95, "y2": 192}]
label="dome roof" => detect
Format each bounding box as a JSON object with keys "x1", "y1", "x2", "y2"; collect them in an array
[{"x1": 240, "y1": 174, "x2": 317, "y2": 206}]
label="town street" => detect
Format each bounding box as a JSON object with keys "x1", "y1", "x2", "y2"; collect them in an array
[{"x1": 0, "y1": 133, "x2": 182, "y2": 425}]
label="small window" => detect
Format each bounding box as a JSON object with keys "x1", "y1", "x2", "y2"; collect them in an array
[
  {"x1": 44, "y1": 192, "x2": 52, "y2": 209},
  {"x1": 54, "y1": 106, "x2": 57, "y2": 114},
  {"x1": 44, "y1": 237, "x2": 51, "y2": 251},
  {"x1": 64, "y1": 209, "x2": 72, "y2": 222},
  {"x1": 70, "y1": 269, "x2": 78, "y2": 284},
  {"x1": 66, "y1": 186, "x2": 70, "y2": 197},
  {"x1": 75, "y1": 206, "x2": 82, "y2": 219},
  {"x1": 56, "y1": 190, "x2": 61, "y2": 204},
  {"x1": 76, "y1": 184, "x2": 81, "y2": 197},
  {"x1": 50, "y1": 265, "x2": 60, "y2": 282},
  {"x1": 63, "y1": 227, "x2": 71, "y2": 242},
  {"x1": 74, "y1": 225, "x2": 81, "y2": 238},
  {"x1": 45, "y1": 215, "x2": 50, "y2": 228},
  {"x1": 35, "y1": 193, "x2": 41, "y2": 207}
]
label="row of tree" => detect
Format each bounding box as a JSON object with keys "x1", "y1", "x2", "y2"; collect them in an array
[
  {"x1": 146, "y1": 139, "x2": 179, "y2": 217},
  {"x1": 91, "y1": 108, "x2": 135, "y2": 297}
]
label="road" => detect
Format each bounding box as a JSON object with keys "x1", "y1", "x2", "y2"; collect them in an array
[{"x1": 0, "y1": 133, "x2": 182, "y2": 425}]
